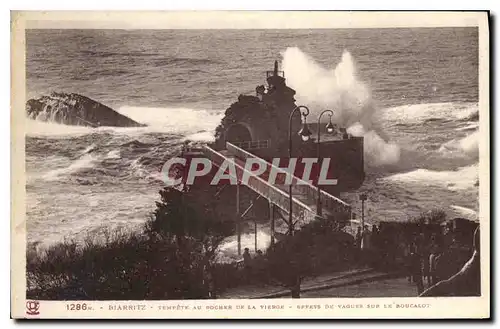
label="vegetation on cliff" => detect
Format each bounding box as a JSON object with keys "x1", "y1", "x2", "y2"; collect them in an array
[{"x1": 27, "y1": 186, "x2": 233, "y2": 300}]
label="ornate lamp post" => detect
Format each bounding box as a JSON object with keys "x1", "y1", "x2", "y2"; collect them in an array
[
  {"x1": 288, "y1": 105, "x2": 312, "y2": 236},
  {"x1": 316, "y1": 109, "x2": 335, "y2": 217}
]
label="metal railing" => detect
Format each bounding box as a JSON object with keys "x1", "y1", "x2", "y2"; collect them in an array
[
  {"x1": 230, "y1": 139, "x2": 270, "y2": 150},
  {"x1": 225, "y1": 142, "x2": 351, "y2": 217},
  {"x1": 182, "y1": 147, "x2": 204, "y2": 154},
  {"x1": 203, "y1": 145, "x2": 310, "y2": 222},
  {"x1": 266, "y1": 71, "x2": 285, "y2": 78}
]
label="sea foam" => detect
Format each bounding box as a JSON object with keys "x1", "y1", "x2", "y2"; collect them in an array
[
  {"x1": 382, "y1": 164, "x2": 478, "y2": 192},
  {"x1": 439, "y1": 130, "x2": 479, "y2": 158},
  {"x1": 116, "y1": 106, "x2": 223, "y2": 135},
  {"x1": 380, "y1": 102, "x2": 479, "y2": 124},
  {"x1": 43, "y1": 154, "x2": 100, "y2": 181}
]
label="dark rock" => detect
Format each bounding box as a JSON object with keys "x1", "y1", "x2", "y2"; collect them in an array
[{"x1": 26, "y1": 92, "x2": 145, "y2": 127}]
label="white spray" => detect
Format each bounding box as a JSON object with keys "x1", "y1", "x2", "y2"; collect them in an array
[{"x1": 282, "y1": 47, "x2": 400, "y2": 166}]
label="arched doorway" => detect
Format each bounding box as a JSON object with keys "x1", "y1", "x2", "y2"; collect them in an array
[{"x1": 225, "y1": 123, "x2": 253, "y2": 144}]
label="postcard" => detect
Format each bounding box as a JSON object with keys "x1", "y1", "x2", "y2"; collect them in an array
[{"x1": 11, "y1": 11, "x2": 490, "y2": 319}]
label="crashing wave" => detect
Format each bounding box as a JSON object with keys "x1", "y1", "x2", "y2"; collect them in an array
[
  {"x1": 439, "y1": 131, "x2": 479, "y2": 158},
  {"x1": 459, "y1": 110, "x2": 479, "y2": 122},
  {"x1": 282, "y1": 47, "x2": 401, "y2": 166},
  {"x1": 381, "y1": 102, "x2": 478, "y2": 124}
]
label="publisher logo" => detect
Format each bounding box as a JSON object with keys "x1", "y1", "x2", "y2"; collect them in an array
[{"x1": 26, "y1": 300, "x2": 40, "y2": 316}]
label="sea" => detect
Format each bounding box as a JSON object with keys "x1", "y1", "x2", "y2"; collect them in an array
[{"x1": 25, "y1": 28, "x2": 480, "y2": 256}]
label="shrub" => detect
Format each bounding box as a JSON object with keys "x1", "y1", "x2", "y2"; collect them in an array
[
  {"x1": 27, "y1": 186, "x2": 234, "y2": 300},
  {"x1": 412, "y1": 209, "x2": 447, "y2": 225}
]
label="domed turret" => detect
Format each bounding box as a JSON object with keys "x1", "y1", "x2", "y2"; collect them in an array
[{"x1": 213, "y1": 60, "x2": 300, "y2": 153}]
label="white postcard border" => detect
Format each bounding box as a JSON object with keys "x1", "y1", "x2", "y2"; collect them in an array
[{"x1": 10, "y1": 10, "x2": 490, "y2": 319}]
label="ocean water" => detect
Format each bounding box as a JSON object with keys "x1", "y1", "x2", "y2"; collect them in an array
[{"x1": 25, "y1": 28, "x2": 480, "y2": 251}]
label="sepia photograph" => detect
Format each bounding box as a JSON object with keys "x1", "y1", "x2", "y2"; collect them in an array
[{"x1": 11, "y1": 11, "x2": 490, "y2": 319}]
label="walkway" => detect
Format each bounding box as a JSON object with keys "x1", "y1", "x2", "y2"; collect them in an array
[
  {"x1": 203, "y1": 142, "x2": 351, "y2": 229},
  {"x1": 219, "y1": 268, "x2": 414, "y2": 299}
]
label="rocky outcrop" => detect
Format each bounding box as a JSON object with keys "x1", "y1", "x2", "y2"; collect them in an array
[
  {"x1": 214, "y1": 95, "x2": 277, "y2": 148},
  {"x1": 213, "y1": 94, "x2": 300, "y2": 153},
  {"x1": 26, "y1": 92, "x2": 144, "y2": 127}
]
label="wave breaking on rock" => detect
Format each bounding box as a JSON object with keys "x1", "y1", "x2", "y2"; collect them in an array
[{"x1": 26, "y1": 92, "x2": 144, "y2": 128}]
